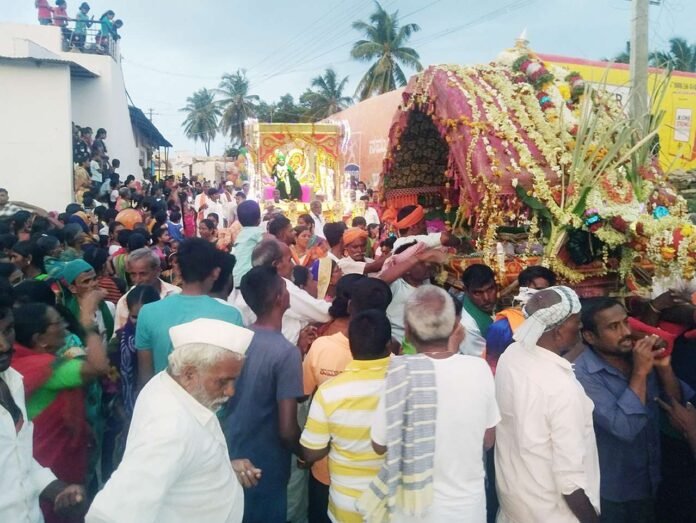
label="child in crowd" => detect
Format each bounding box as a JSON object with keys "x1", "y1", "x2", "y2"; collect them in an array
[{"x1": 116, "y1": 284, "x2": 160, "y2": 417}]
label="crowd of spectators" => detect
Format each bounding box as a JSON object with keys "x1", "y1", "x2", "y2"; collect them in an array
[
  {"x1": 3, "y1": 155, "x2": 696, "y2": 523},
  {"x1": 35, "y1": 1, "x2": 123, "y2": 53}
]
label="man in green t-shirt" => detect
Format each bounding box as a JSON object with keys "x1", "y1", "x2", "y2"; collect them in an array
[{"x1": 135, "y1": 238, "x2": 243, "y2": 389}]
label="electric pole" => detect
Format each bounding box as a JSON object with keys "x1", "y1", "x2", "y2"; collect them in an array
[{"x1": 629, "y1": 0, "x2": 650, "y2": 132}]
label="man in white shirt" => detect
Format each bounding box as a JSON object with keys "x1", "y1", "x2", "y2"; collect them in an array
[
  {"x1": 378, "y1": 241, "x2": 447, "y2": 344},
  {"x1": 360, "y1": 195, "x2": 381, "y2": 225},
  {"x1": 114, "y1": 248, "x2": 181, "y2": 330},
  {"x1": 232, "y1": 239, "x2": 330, "y2": 344},
  {"x1": 194, "y1": 188, "x2": 225, "y2": 228},
  {"x1": 87, "y1": 318, "x2": 260, "y2": 523},
  {"x1": 310, "y1": 200, "x2": 326, "y2": 239},
  {"x1": 495, "y1": 286, "x2": 600, "y2": 523},
  {"x1": 338, "y1": 227, "x2": 386, "y2": 276},
  {"x1": 323, "y1": 222, "x2": 347, "y2": 263},
  {"x1": 458, "y1": 264, "x2": 498, "y2": 357},
  {"x1": 364, "y1": 286, "x2": 499, "y2": 521},
  {"x1": 355, "y1": 181, "x2": 367, "y2": 201},
  {"x1": 0, "y1": 296, "x2": 85, "y2": 523},
  {"x1": 221, "y1": 182, "x2": 237, "y2": 225}
]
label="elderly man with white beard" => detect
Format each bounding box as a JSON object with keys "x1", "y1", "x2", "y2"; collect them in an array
[{"x1": 86, "y1": 318, "x2": 260, "y2": 523}]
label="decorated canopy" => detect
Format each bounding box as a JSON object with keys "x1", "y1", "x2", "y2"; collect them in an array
[{"x1": 380, "y1": 38, "x2": 696, "y2": 287}]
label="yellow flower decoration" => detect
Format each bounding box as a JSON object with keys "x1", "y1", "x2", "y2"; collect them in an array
[{"x1": 558, "y1": 84, "x2": 571, "y2": 101}]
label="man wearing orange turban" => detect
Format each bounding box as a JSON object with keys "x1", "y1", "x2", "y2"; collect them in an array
[
  {"x1": 338, "y1": 227, "x2": 387, "y2": 276},
  {"x1": 392, "y1": 204, "x2": 462, "y2": 252}
]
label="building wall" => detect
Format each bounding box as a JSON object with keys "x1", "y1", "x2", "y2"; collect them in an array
[
  {"x1": 0, "y1": 23, "x2": 143, "y2": 212},
  {"x1": 69, "y1": 53, "x2": 140, "y2": 180},
  {"x1": 326, "y1": 89, "x2": 404, "y2": 187},
  {"x1": 0, "y1": 61, "x2": 73, "y2": 211}
]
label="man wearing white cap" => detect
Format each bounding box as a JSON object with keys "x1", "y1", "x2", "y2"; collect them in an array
[
  {"x1": 494, "y1": 286, "x2": 601, "y2": 523},
  {"x1": 86, "y1": 319, "x2": 260, "y2": 523}
]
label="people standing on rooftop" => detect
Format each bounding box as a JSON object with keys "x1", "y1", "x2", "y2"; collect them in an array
[
  {"x1": 72, "y1": 2, "x2": 93, "y2": 49},
  {"x1": 97, "y1": 10, "x2": 115, "y2": 50},
  {"x1": 52, "y1": 0, "x2": 68, "y2": 30},
  {"x1": 35, "y1": 0, "x2": 53, "y2": 25}
]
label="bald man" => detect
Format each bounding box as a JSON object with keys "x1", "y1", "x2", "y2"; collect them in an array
[{"x1": 495, "y1": 287, "x2": 600, "y2": 523}]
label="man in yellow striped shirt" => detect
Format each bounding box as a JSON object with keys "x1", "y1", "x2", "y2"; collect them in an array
[{"x1": 300, "y1": 310, "x2": 392, "y2": 523}]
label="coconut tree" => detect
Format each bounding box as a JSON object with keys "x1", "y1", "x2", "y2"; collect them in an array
[
  {"x1": 303, "y1": 68, "x2": 353, "y2": 120},
  {"x1": 180, "y1": 88, "x2": 220, "y2": 156},
  {"x1": 217, "y1": 69, "x2": 260, "y2": 145},
  {"x1": 351, "y1": 1, "x2": 422, "y2": 101},
  {"x1": 650, "y1": 37, "x2": 696, "y2": 71},
  {"x1": 613, "y1": 41, "x2": 630, "y2": 64}
]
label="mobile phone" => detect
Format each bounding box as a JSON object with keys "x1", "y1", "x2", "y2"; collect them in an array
[{"x1": 652, "y1": 336, "x2": 672, "y2": 359}]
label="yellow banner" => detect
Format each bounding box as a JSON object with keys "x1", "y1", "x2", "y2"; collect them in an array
[{"x1": 540, "y1": 53, "x2": 696, "y2": 172}]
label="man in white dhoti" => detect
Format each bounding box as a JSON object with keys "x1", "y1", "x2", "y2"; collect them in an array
[{"x1": 86, "y1": 318, "x2": 260, "y2": 523}]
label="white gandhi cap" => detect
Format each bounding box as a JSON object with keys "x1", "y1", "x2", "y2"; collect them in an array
[{"x1": 169, "y1": 319, "x2": 254, "y2": 356}]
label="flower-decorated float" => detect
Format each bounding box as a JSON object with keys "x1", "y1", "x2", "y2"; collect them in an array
[
  {"x1": 244, "y1": 119, "x2": 351, "y2": 221},
  {"x1": 379, "y1": 36, "x2": 696, "y2": 297}
]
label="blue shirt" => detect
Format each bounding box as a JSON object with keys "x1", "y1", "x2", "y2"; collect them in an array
[
  {"x1": 135, "y1": 294, "x2": 243, "y2": 372},
  {"x1": 166, "y1": 221, "x2": 184, "y2": 242},
  {"x1": 223, "y1": 327, "x2": 303, "y2": 522},
  {"x1": 231, "y1": 225, "x2": 265, "y2": 289},
  {"x1": 485, "y1": 317, "x2": 514, "y2": 364},
  {"x1": 574, "y1": 347, "x2": 694, "y2": 502}
]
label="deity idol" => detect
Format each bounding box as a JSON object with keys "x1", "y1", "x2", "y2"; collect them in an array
[{"x1": 272, "y1": 152, "x2": 302, "y2": 200}]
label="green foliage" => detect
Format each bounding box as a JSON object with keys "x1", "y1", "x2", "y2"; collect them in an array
[
  {"x1": 182, "y1": 66, "x2": 354, "y2": 150},
  {"x1": 650, "y1": 37, "x2": 696, "y2": 72},
  {"x1": 351, "y1": 1, "x2": 422, "y2": 100},
  {"x1": 180, "y1": 88, "x2": 221, "y2": 156},
  {"x1": 687, "y1": 196, "x2": 696, "y2": 214},
  {"x1": 216, "y1": 69, "x2": 260, "y2": 146},
  {"x1": 613, "y1": 41, "x2": 630, "y2": 64},
  {"x1": 303, "y1": 68, "x2": 353, "y2": 121}
]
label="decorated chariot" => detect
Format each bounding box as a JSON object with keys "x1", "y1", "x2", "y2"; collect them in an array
[{"x1": 379, "y1": 37, "x2": 696, "y2": 297}]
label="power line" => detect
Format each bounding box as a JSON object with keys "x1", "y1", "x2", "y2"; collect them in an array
[
  {"x1": 254, "y1": 0, "x2": 407, "y2": 87},
  {"x1": 253, "y1": 0, "x2": 377, "y2": 81},
  {"x1": 245, "y1": 0, "x2": 349, "y2": 74},
  {"x1": 121, "y1": 56, "x2": 220, "y2": 81},
  {"x1": 409, "y1": 0, "x2": 536, "y2": 47}
]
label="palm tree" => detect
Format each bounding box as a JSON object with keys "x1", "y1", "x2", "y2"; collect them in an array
[
  {"x1": 650, "y1": 37, "x2": 696, "y2": 71},
  {"x1": 180, "y1": 88, "x2": 220, "y2": 156},
  {"x1": 303, "y1": 68, "x2": 353, "y2": 120},
  {"x1": 217, "y1": 69, "x2": 260, "y2": 145},
  {"x1": 351, "y1": 1, "x2": 422, "y2": 101},
  {"x1": 612, "y1": 41, "x2": 630, "y2": 64}
]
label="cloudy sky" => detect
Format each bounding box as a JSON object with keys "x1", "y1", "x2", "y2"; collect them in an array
[{"x1": 5, "y1": 0, "x2": 694, "y2": 154}]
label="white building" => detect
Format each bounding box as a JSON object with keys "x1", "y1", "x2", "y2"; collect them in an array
[
  {"x1": 0, "y1": 23, "x2": 169, "y2": 212},
  {"x1": 172, "y1": 151, "x2": 238, "y2": 183}
]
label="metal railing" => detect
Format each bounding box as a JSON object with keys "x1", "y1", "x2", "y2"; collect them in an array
[{"x1": 58, "y1": 20, "x2": 120, "y2": 61}]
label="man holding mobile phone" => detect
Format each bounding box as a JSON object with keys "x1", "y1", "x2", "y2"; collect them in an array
[{"x1": 576, "y1": 297, "x2": 695, "y2": 523}]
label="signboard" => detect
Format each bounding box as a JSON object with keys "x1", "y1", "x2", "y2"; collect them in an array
[
  {"x1": 674, "y1": 108, "x2": 692, "y2": 142},
  {"x1": 540, "y1": 53, "x2": 696, "y2": 171}
]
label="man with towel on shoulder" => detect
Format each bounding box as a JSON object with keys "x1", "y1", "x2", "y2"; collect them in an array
[
  {"x1": 86, "y1": 318, "x2": 260, "y2": 523},
  {"x1": 495, "y1": 286, "x2": 600, "y2": 523}
]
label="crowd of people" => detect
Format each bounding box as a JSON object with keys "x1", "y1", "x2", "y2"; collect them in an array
[
  {"x1": 2, "y1": 164, "x2": 696, "y2": 523},
  {"x1": 35, "y1": 1, "x2": 123, "y2": 52}
]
